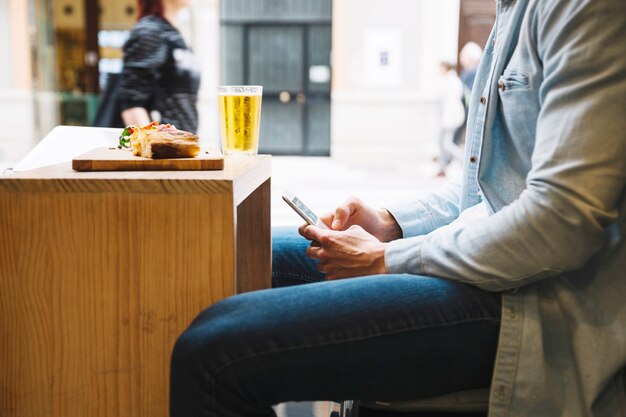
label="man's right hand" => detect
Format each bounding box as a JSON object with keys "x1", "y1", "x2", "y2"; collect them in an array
[{"x1": 320, "y1": 197, "x2": 403, "y2": 242}]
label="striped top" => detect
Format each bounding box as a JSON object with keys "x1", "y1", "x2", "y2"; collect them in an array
[{"x1": 119, "y1": 16, "x2": 200, "y2": 133}]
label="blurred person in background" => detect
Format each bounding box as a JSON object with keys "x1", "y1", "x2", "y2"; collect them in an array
[
  {"x1": 452, "y1": 42, "x2": 484, "y2": 149},
  {"x1": 119, "y1": 0, "x2": 200, "y2": 133},
  {"x1": 436, "y1": 61, "x2": 465, "y2": 177},
  {"x1": 459, "y1": 41, "x2": 483, "y2": 95}
]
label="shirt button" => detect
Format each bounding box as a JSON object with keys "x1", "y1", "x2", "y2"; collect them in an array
[
  {"x1": 479, "y1": 96, "x2": 487, "y2": 104},
  {"x1": 469, "y1": 156, "x2": 477, "y2": 164},
  {"x1": 498, "y1": 81, "x2": 505, "y2": 91}
]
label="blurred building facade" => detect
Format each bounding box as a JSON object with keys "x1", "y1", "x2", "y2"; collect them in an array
[{"x1": 0, "y1": 0, "x2": 494, "y2": 167}]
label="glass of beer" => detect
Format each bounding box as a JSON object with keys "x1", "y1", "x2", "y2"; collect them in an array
[{"x1": 218, "y1": 85, "x2": 263, "y2": 155}]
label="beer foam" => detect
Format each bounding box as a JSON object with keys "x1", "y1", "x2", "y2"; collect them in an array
[{"x1": 218, "y1": 86, "x2": 263, "y2": 96}]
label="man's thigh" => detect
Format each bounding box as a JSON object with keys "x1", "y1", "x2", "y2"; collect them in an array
[{"x1": 174, "y1": 274, "x2": 501, "y2": 408}]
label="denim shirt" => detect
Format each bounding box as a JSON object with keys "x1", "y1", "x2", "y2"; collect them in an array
[{"x1": 385, "y1": 0, "x2": 626, "y2": 415}]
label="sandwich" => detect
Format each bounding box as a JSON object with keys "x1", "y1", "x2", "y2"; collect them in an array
[{"x1": 118, "y1": 122, "x2": 200, "y2": 159}]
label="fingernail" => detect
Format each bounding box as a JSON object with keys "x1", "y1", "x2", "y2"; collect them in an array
[{"x1": 332, "y1": 219, "x2": 340, "y2": 229}]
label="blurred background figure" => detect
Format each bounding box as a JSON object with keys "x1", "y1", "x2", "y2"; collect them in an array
[
  {"x1": 459, "y1": 41, "x2": 483, "y2": 96},
  {"x1": 450, "y1": 41, "x2": 484, "y2": 164},
  {"x1": 436, "y1": 61, "x2": 465, "y2": 177},
  {"x1": 118, "y1": 0, "x2": 200, "y2": 132}
]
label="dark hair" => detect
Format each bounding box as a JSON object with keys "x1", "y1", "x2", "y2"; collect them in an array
[{"x1": 138, "y1": 0, "x2": 164, "y2": 19}]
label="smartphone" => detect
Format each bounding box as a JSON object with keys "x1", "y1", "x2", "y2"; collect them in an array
[{"x1": 282, "y1": 190, "x2": 329, "y2": 229}]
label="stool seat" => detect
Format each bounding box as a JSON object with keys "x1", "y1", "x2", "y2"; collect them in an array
[
  {"x1": 340, "y1": 368, "x2": 625, "y2": 415},
  {"x1": 347, "y1": 388, "x2": 490, "y2": 415}
]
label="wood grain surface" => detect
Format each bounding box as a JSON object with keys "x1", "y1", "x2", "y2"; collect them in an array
[
  {"x1": 236, "y1": 178, "x2": 272, "y2": 293},
  {"x1": 72, "y1": 147, "x2": 224, "y2": 171},
  {"x1": 0, "y1": 155, "x2": 271, "y2": 417}
]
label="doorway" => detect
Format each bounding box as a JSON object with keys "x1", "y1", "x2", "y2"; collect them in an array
[
  {"x1": 458, "y1": 0, "x2": 496, "y2": 52},
  {"x1": 29, "y1": 0, "x2": 136, "y2": 129}
]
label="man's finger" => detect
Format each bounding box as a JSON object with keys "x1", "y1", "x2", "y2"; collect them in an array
[
  {"x1": 323, "y1": 265, "x2": 358, "y2": 280},
  {"x1": 326, "y1": 266, "x2": 375, "y2": 281},
  {"x1": 299, "y1": 224, "x2": 326, "y2": 243},
  {"x1": 319, "y1": 212, "x2": 334, "y2": 229},
  {"x1": 332, "y1": 197, "x2": 362, "y2": 230},
  {"x1": 306, "y1": 245, "x2": 322, "y2": 260},
  {"x1": 317, "y1": 261, "x2": 329, "y2": 274},
  {"x1": 331, "y1": 206, "x2": 348, "y2": 230}
]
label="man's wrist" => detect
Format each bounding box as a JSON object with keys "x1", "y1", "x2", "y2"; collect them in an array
[
  {"x1": 377, "y1": 209, "x2": 403, "y2": 242},
  {"x1": 371, "y1": 241, "x2": 390, "y2": 275}
]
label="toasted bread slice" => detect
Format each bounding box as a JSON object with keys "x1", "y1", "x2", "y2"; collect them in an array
[{"x1": 129, "y1": 123, "x2": 200, "y2": 159}]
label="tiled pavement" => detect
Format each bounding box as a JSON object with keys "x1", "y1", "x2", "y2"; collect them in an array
[{"x1": 271, "y1": 155, "x2": 459, "y2": 228}]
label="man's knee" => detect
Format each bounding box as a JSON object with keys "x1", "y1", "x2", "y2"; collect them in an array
[{"x1": 171, "y1": 296, "x2": 249, "y2": 373}]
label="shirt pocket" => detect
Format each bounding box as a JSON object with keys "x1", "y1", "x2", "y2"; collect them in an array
[
  {"x1": 497, "y1": 68, "x2": 539, "y2": 167},
  {"x1": 498, "y1": 69, "x2": 531, "y2": 92}
]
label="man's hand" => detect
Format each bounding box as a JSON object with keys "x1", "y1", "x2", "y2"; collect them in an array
[
  {"x1": 299, "y1": 224, "x2": 389, "y2": 280},
  {"x1": 320, "y1": 197, "x2": 402, "y2": 242}
]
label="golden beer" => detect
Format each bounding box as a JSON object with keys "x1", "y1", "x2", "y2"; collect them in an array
[{"x1": 218, "y1": 86, "x2": 263, "y2": 155}]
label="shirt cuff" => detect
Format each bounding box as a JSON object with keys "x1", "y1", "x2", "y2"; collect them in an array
[
  {"x1": 385, "y1": 199, "x2": 434, "y2": 238},
  {"x1": 385, "y1": 235, "x2": 427, "y2": 275}
]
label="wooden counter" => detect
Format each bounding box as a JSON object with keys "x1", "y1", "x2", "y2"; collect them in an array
[{"x1": 0, "y1": 127, "x2": 271, "y2": 417}]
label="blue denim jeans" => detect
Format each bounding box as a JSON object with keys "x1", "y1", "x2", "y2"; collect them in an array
[{"x1": 170, "y1": 227, "x2": 501, "y2": 417}]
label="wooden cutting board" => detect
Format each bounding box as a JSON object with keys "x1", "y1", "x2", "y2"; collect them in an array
[{"x1": 72, "y1": 147, "x2": 224, "y2": 171}]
